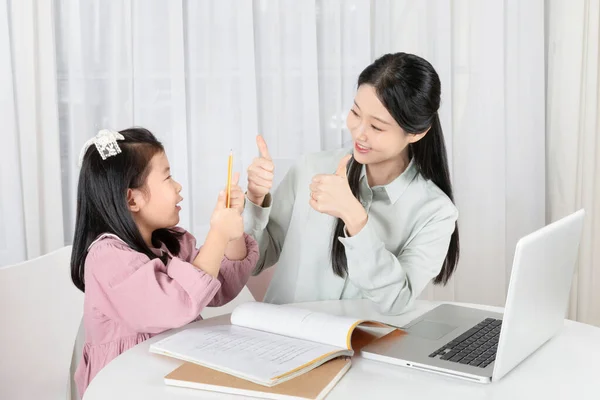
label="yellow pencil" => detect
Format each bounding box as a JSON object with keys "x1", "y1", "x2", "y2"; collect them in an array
[{"x1": 226, "y1": 150, "x2": 233, "y2": 208}]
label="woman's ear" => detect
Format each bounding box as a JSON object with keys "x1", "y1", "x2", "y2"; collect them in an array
[
  {"x1": 127, "y1": 188, "x2": 145, "y2": 213},
  {"x1": 408, "y1": 126, "x2": 431, "y2": 144}
]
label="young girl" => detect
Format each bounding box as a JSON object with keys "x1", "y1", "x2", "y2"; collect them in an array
[
  {"x1": 244, "y1": 52, "x2": 459, "y2": 315},
  {"x1": 71, "y1": 128, "x2": 258, "y2": 397}
]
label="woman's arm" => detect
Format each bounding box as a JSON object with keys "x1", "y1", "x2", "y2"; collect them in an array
[
  {"x1": 243, "y1": 158, "x2": 302, "y2": 274},
  {"x1": 339, "y1": 206, "x2": 458, "y2": 315}
]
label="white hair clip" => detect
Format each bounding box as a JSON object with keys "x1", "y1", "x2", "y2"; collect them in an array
[{"x1": 78, "y1": 129, "x2": 125, "y2": 167}]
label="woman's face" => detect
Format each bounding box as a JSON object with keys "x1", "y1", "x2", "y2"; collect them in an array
[{"x1": 346, "y1": 84, "x2": 424, "y2": 166}]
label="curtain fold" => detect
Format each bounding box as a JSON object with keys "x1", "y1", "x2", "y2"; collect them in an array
[
  {"x1": 1, "y1": 0, "x2": 63, "y2": 266},
  {"x1": 547, "y1": 0, "x2": 600, "y2": 326}
]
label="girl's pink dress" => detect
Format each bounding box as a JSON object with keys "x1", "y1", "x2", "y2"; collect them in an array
[{"x1": 74, "y1": 229, "x2": 259, "y2": 397}]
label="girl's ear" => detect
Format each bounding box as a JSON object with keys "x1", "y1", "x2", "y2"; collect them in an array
[{"x1": 127, "y1": 188, "x2": 145, "y2": 213}]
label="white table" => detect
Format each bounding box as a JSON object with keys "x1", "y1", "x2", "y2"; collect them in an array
[{"x1": 83, "y1": 300, "x2": 600, "y2": 400}]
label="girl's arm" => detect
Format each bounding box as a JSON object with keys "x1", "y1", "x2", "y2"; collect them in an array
[
  {"x1": 87, "y1": 240, "x2": 221, "y2": 333},
  {"x1": 223, "y1": 235, "x2": 247, "y2": 261},
  {"x1": 177, "y1": 229, "x2": 259, "y2": 307},
  {"x1": 208, "y1": 234, "x2": 259, "y2": 306}
]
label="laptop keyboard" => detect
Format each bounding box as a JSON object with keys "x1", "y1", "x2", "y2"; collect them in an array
[{"x1": 428, "y1": 318, "x2": 502, "y2": 368}]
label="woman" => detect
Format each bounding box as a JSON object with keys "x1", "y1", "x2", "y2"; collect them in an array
[{"x1": 243, "y1": 52, "x2": 459, "y2": 315}]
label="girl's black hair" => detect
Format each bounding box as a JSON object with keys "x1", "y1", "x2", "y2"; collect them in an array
[{"x1": 71, "y1": 127, "x2": 183, "y2": 292}]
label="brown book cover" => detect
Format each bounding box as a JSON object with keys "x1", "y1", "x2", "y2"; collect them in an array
[{"x1": 164, "y1": 357, "x2": 351, "y2": 400}]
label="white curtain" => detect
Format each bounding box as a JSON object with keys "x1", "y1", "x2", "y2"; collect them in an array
[
  {"x1": 8, "y1": 0, "x2": 586, "y2": 321},
  {"x1": 364, "y1": 0, "x2": 546, "y2": 307},
  {"x1": 1, "y1": 0, "x2": 64, "y2": 266},
  {"x1": 547, "y1": 0, "x2": 600, "y2": 326}
]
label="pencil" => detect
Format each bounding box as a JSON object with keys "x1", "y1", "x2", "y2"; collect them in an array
[{"x1": 226, "y1": 150, "x2": 233, "y2": 208}]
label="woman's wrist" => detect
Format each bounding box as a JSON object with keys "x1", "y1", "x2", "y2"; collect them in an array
[
  {"x1": 342, "y1": 201, "x2": 368, "y2": 237},
  {"x1": 246, "y1": 193, "x2": 266, "y2": 207}
]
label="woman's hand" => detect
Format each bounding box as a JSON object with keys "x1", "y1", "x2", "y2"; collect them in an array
[
  {"x1": 246, "y1": 135, "x2": 274, "y2": 207},
  {"x1": 309, "y1": 154, "x2": 368, "y2": 236}
]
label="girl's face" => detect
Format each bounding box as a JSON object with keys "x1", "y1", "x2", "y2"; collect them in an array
[
  {"x1": 129, "y1": 151, "x2": 183, "y2": 233},
  {"x1": 346, "y1": 84, "x2": 425, "y2": 166}
]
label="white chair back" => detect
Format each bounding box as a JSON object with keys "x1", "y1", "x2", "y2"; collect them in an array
[{"x1": 0, "y1": 246, "x2": 83, "y2": 400}]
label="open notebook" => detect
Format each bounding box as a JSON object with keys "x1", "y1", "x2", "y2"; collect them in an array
[{"x1": 150, "y1": 302, "x2": 389, "y2": 387}]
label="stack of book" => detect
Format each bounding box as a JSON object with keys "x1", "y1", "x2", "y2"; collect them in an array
[{"x1": 150, "y1": 302, "x2": 389, "y2": 399}]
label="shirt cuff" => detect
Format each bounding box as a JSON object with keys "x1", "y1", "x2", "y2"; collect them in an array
[
  {"x1": 243, "y1": 193, "x2": 272, "y2": 234},
  {"x1": 338, "y1": 218, "x2": 384, "y2": 255}
]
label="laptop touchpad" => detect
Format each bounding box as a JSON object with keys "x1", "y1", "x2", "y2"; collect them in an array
[{"x1": 406, "y1": 320, "x2": 457, "y2": 340}]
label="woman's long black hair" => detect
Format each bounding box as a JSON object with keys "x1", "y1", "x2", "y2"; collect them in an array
[
  {"x1": 71, "y1": 127, "x2": 183, "y2": 292},
  {"x1": 331, "y1": 52, "x2": 460, "y2": 285}
]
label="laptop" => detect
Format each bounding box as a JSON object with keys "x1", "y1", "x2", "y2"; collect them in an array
[{"x1": 361, "y1": 209, "x2": 585, "y2": 383}]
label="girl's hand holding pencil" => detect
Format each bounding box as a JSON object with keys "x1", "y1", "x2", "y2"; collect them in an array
[
  {"x1": 227, "y1": 172, "x2": 245, "y2": 214},
  {"x1": 225, "y1": 150, "x2": 244, "y2": 214},
  {"x1": 210, "y1": 190, "x2": 243, "y2": 242}
]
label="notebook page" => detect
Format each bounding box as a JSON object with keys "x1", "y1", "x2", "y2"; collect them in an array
[
  {"x1": 231, "y1": 302, "x2": 363, "y2": 349},
  {"x1": 150, "y1": 325, "x2": 346, "y2": 385}
]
